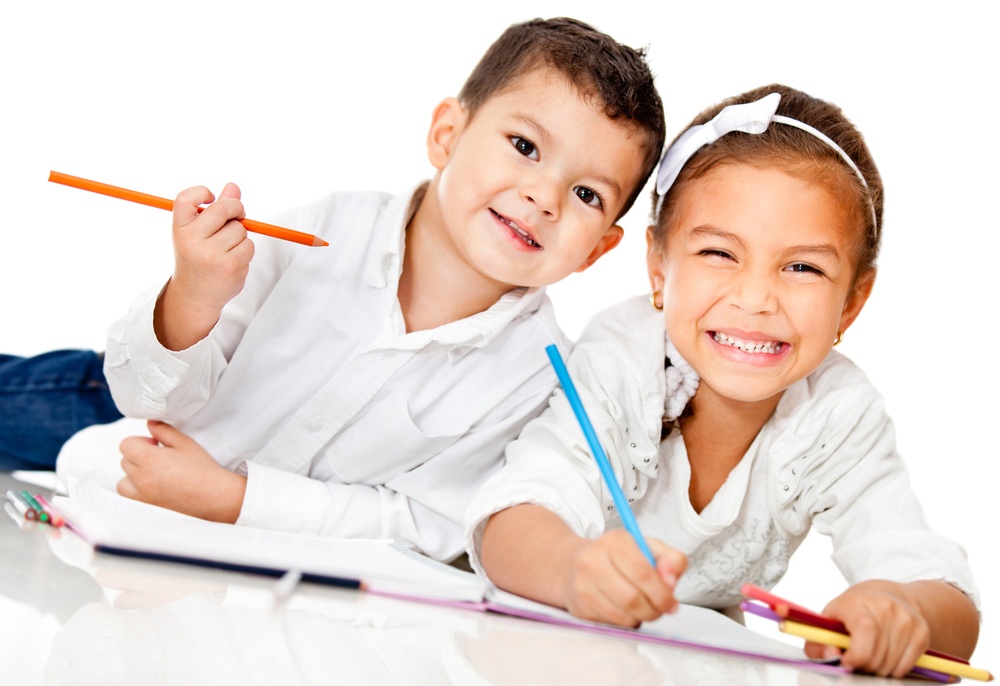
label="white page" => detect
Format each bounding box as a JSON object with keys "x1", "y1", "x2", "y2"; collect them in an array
[
  {"x1": 486, "y1": 587, "x2": 808, "y2": 662},
  {"x1": 55, "y1": 476, "x2": 486, "y2": 601}
]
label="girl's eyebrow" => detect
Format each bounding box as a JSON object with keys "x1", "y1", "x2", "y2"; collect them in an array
[
  {"x1": 690, "y1": 227, "x2": 841, "y2": 261},
  {"x1": 690, "y1": 226, "x2": 747, "y2": 250},
  {"x1": 780, "y1": 244, "x2": 841, "y2": 261}
]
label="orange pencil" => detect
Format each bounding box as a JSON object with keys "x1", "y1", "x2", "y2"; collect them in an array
[{"x1": 48, "y1": 171, "x2": 328, "y2": 248}]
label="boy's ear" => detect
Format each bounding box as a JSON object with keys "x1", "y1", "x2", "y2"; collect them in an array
[
  {"x1": 838, "y1": 268, "x2": 876, "y2": 334},
  {"x1": 574, "y1": 224, "x2": 624, "y2": 273},
  {"x1": 426, "y1": 97, "x2": 467, "y2": 170}
]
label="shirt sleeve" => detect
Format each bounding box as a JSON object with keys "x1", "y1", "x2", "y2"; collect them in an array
[
  {"x1": 237, "y1": 362, "x2": 559, "y2": 563},
  {"x1": 783, "y1": 363, "x2": 981, "y2": 611},
  {"x1": 464, "y1": 339, "x2": 654, "y2": 575},
  {"x1": 103, "y1": 224, "x2": 293, "y2": 422}
]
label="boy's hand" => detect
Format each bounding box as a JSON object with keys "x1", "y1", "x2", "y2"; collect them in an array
[
  {"x1": 563, "y1": 529, "x2": 687, "y2": 627},
  {"x1": 117, "y1": 420, "x2": 247, "y2": 524},
  {"x1": 155, "y1": 183, "x2": 254, "y2": 350},
  {"x1": 807, "y1": 580, "x2": 930, "y2": 678}
]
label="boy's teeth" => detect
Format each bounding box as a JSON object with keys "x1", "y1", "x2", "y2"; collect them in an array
[
  {"x1": 495, "y1": 211, "x2": 539, "y2": 247},
  {"x1": 713, "y1": 332, "x2": 781, "y2": 354}
]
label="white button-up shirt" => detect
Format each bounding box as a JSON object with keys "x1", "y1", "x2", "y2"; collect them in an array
[{"x1": 104, "y1": 184, "x2": 569, "y2": 561}]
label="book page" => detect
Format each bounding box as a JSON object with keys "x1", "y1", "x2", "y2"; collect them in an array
[
  {"x1": 55, "y1": 476, "x2": 486, "y2": 601},
  {"x1": 485, "y1": 586, "x2": 807, "y2": 662}
]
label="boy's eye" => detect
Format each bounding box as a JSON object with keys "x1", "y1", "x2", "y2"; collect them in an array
[
  {"x1": 574, "y1": 186, "x2": 603, "y2": 209},
  {"x1": 510, "y1": 136, "x2": 538, "y2": 160}
]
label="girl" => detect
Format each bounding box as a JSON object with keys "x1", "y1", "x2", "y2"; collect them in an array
[{"x1": 465, "y1": 84, "x2": 980, "y2": 678}]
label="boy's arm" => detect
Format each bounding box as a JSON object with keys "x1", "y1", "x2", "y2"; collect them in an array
[
  {"x1": 481, "y1": 503, "x2": 685, "y2": 627},
  {"x1": 810, "y1": 579, "x2": 978, "y2": 676}
]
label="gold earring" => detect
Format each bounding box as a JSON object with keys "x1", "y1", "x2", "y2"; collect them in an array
[
  {"x1": 833, "y1": 331, "x2": 844, "y2": 346},
  {"x1": 650, "y1": 290, "x2": 663, "y2": 311}
]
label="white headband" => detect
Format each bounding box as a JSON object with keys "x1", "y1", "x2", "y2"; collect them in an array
[{"x1": 654, "y1": 92, "x2": 876, "y2": 232}]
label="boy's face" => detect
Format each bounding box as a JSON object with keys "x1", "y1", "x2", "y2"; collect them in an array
[{"x1": 425, "y1": 67, "x2": 647, "y2": 290}]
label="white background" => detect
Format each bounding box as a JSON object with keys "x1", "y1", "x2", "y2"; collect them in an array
[{"x1": 3, "y1": 0, "x2": 996, "y2": 666}]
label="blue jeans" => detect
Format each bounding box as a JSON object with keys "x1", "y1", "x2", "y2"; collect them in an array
[{"x1": 0, "y1": 350, "x2": 122, "y2": 471}]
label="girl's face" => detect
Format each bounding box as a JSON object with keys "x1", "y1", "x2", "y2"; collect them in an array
[{"x1": 648, "y1": 162, "x2": 874, "y2": 407}]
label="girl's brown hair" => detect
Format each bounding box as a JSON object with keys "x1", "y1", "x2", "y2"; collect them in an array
[{"x1": 651, "y1": 84, "x2": 883, "y2": 283}]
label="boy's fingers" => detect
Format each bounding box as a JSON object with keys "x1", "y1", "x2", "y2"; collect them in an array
[
  {"x1": 173, "y1": 185, "x2": 215, "y2": 225},
  {"x1": 217, "y1": 182, "x2": 241, "y2": 200},
  {"x1": 146, "y1": 419, "x2": 184, "y2": 448},
  {"x1": 116, "y1": 476, "x2": 139, "y2": 500}
]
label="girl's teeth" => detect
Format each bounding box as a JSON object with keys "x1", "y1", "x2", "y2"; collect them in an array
[{"x1": 713, "y1": 332, "x2": 782, "y2": 354}]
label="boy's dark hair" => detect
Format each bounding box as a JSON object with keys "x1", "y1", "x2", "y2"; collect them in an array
[
  {"x1": 653, "y1": 83, "x2": 883, "y2": 283},
  {"x1": 459, "y1": 17, "x2": 665, "y2": 219}
]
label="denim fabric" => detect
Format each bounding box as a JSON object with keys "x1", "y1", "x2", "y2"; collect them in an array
[{"x1": 0, "y1": 350, "x2": 122, "y2": 470}]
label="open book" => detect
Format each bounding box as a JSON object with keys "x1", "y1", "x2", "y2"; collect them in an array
[{"x1": 54, "y1": 477, "x2": 843, "y2": 676}]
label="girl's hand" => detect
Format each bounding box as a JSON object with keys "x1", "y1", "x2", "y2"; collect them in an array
[
  {"x1": 155, "y1": 183, "x2": 254, "y2": 350},
  {"x1": 809, "y1": 580, "x2": 930, "y2": 678},
  {"x1": 562, "y1": 529, "x2": 687, "y2": 627},
  {"x1": 117, "y1": 420, "x2": 247, "y2": 523}
]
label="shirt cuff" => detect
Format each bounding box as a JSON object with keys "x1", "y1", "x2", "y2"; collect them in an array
[{"x1": 236, "y1": 461, "x2": 328, "y2": 535}]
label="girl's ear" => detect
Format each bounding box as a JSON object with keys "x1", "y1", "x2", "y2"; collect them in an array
[
  {"x1": 426, "y1": 98, "x2": 467, "y2": 170},
  {"x1": 838, "y1": 269, "x2": 876, "y2": 334},
  {"x1": 645, "y1": 226, "x2": 665, "y2": 293}
]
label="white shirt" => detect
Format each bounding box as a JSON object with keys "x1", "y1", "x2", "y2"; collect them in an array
[
  {"x1": 465, "y1": 295, "x2": 980, "y2": 610},
  {"x1": 102, "y1": 184, "x2": 569, "y2": 561}
]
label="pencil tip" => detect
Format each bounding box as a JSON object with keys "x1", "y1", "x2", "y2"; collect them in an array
[{"x1": 313, "y1": 237, "x2": 329, "y2": 247}]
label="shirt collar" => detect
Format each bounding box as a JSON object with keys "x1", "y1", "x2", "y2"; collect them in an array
[{"x1": 367, "y1": 182, "x2": 550, "y2": 357}]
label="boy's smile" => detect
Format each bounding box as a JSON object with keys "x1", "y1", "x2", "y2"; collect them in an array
[
  {"x1": 411, "y1": 65, "x2": 647, "y2": 306},
  {"x1": 650, "y1": 163, "x2": 872, "y2": 407}
]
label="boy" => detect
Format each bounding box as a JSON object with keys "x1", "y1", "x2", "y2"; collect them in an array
[{"x1": 56, "y1": 17, "x2": 665, "y2": 562}]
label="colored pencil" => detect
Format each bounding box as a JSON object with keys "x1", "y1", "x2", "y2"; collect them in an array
[
  {"x1": 19, "y1": 491, "x2": 50, "y2": 524},
  {"x1": 6, "y1": 490, "x2": 37, "y2": 521},
  {"x1": 544, "y1": 344, "x2": 656, "y2": 566},
  {"x1": 32, "y1": 494, "x2": 65, "y2": 528},
  {"x1": 740, "y1": 583, "x2": 967, "y2": 664},
  {"x1": 780, "y1": 620, "x2": 992, "y2": 682},
  {"x1": 48, "y1": 171, "x2": 328, "y2": 247}
]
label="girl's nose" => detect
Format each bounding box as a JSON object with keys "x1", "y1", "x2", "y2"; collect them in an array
[{"x1": 730, "y1": 271, "x2": 778, "y2": 315}]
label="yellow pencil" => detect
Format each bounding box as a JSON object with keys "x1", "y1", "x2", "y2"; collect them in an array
[{"x1": 780, "y1": 620, "x2": 993, "y2": 682}]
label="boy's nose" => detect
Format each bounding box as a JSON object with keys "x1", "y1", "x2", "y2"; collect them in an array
[{"x1": 521, "y1": 175, "x2": 561, "y2": 220}]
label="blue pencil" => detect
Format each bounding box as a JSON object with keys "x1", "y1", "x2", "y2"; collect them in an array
[{"x1": 545, "y1": 344, "x2": 656, "y2": 567}]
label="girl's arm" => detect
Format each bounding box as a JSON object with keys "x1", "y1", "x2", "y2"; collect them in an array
[
  {"x1": 813, "y1": 578, "x2": 979, "y2": 678},
  {"x1": 481, "y1": 503, "x2": 686, "y2": 627}
]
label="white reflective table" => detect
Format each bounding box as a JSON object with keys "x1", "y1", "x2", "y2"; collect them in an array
[{"x1": 1, "y1": 472, "x2": 920, "y2": 685}]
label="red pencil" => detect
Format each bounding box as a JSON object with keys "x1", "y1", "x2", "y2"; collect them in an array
[
  {"x1": 740, "y1": 583, "x2": 969, "y2": 664},
  {"x1": 48, "y1": 171, "x2": 328, "y2": 248},
  {"x1": 32, "y1": 493, "x2": 65, "y2": 528}
]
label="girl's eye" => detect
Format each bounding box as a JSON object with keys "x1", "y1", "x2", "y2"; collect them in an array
[
  {"x1": 574, "y1": 186, "x2": 603, "y2": 209},
  {"x1": 700, "y1": 249, "x2": 734, "y2": 260},
  {"x1": 786, "y1": 263, "x2": 824, "y2": 275},
  {"x1": 510, "y1": 136, "x2": 538, "y2": 160}
]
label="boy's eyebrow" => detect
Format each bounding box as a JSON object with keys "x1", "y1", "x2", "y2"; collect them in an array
[{"x1": 509, "y1": 113, "x2": 624, "y2": 201}]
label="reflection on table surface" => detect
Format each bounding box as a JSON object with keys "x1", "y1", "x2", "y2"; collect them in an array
[{"x1": 1, "y1": 472, "x2": 916, "y2": 685}]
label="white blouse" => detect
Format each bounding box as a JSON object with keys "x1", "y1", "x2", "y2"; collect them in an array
[{"x1": 465, "y1": 295, "x2": 980, "y2": 610}]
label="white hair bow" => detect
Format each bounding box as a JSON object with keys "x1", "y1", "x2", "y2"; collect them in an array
[{"x1": 654, "y1": 92, "x2": 875, "y2": 231}]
